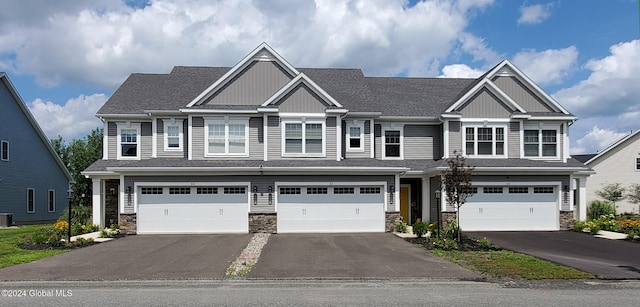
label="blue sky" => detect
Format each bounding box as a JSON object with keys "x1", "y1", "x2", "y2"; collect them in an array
[{"x1": 1, "y1": 0, "x2": 638, "y2": 154}]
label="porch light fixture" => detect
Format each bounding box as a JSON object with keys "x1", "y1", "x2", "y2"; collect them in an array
[
  {"x1": 389, "y1": 185, "x2": 395, "y2": 205},
  {"x1": 126, "y1": 186, "x2": 133, "y2": 208},
  {"x1": 268, "y1": 186, "x2": 273, "y2": 205},
  {"x1": 253, "y1": 186, "x2": 258, "y2": 206}
]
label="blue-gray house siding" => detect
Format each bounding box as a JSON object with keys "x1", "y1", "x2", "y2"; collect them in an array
[{"x1": 0, "y1": 73, "x2": 71, "y2": 224}]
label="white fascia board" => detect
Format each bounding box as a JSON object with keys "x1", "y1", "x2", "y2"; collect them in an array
[
  {"x1": 261, "y1": 73, "x2": 342, "y2": 108},
  {"x1": 178, "y1": 109, "x2": 258, "y2": 114},
  {"x1": 434, "y1": 166, "x2": 593, "y2": 174},
  {"x1": 511, "y1": 114, "x2": 532, "y2": 119},
  {"x1": 326, "y1": 109, "x2": 348, "y2": 114},
  {"x1": 485, "y1": 80, "x2": 527, "y2": 113},
  {"x1": 440, "y1": 114, "x2": 462, "y2": 119},
  {"x1": 446, "y1": 70, "x2": 526, "y2": 114},
  {"x1": 378, "y1": 116, "x2": 440, "y2": 122},
  {"x1": 97, "y1": 114, "x2": 151, "y2": 119},
  {"x1": 186, "y1": 43, "x2": 299, "y2": 108},
  {"x1": 81, "y1": 170, "x2": 118, "y2": 177},
  {"x1": 144, "y1": 110, "x2": 183, "y2": 116},
  {"x1": 584, "y1": 130, "x2": 640, "y2": 165},
  {"x1": 488, "y1": 59, "x2": 572, "y2": 115},
  {"x1": 106, "y1": 166, "x2": 410, "y2": 173},
  {"x1": 344, "y1": 112, "x2": 382, "y2": 118},
  {"x1": 528, "y1": 116, "x2": 578, "y2": 121},
  {"x1": 257, "y1": 107, "x2": 279, "y2": 113}
]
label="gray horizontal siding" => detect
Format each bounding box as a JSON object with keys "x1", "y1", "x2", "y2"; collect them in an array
[
  {"x1": 374, "y1": 124, "x2": 382, "y2": 159},
  {"x1": 192, "y1": 117, "x2": 205, "y2": 160},
  {"x1": 508, "y1": 121, "x2": 520, "y2": 158},
  {"x1": 458, "y1": 88, "x2": 512, "y2": 118},
  {"x1": 267, "y1": 116, "x2": 336, "y2": 160},
  {"x1": 267, "y1": 116, "x2": 281, "y2": 160},
  {"x1": 156, "y1": 118, "x2": 185, "y2": 158},
  {"x1": 249, "y1": 117, "x2": 263, "y2": 160},
  {"x1": 404, "y1": 125, "x2": 440, "y2": 160},
  {"x1": 206, "y1": 61, "x2": 292, "y2": 105},
  {"x1": 326, "y1": 117, "x2": 336, "y2": 159},
  {"x1": 448, "y1": 121, "x2": 461, "y2": 157},
  {"x1": 492, "y1": 76, "x2": 555, "y2": 112},
  {"x1": 107, "y1": 122, "x2": 117, "y2": 160},
  {"x1": 343, "y1": 120, "x2": 372, "y2": 159},
  {"x1": 141, "y1": 122, "x2": 152, "y2": 159}
]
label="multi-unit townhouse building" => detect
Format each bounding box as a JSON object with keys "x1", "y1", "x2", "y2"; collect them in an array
[{"x1": 83, "y1": 43, "x2": 592, "y2": 234}]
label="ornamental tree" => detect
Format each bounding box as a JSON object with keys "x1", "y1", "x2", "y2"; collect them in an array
[
  {"x1": 441, "y1": 151, "x2": 475, "y2": 242},
  {"x1": 595, "y1": 183, "x2": 626, "y2": 213}
]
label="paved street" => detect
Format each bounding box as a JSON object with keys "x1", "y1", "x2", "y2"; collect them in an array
[
  {"x1": 467, "y1": 231, "x2": 640, "y2": 279},
  {"x1": 1, "y1": 280, "x2": 638, "y2": 306}
]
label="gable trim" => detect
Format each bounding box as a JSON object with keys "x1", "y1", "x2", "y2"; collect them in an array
[
  {"x1": 261, "y1": 73, "x2": 344, "y2": 108},
  {"x1": 186, "y1": 43, "x2": 299, "y2": 108},
  {"x1": 446, "y1": 78, "x2": 526, "y2": 114},
  {"x1": 485, "y1": 60, "x2": 571, "y2": 115},
  {"x1": 584, "y1": 129, "x2": 640, "y2": 165},
  {"x1": 0, "y1": 73, "x2": 73, "y2": 182}
]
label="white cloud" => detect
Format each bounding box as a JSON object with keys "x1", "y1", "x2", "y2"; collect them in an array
[
  {"x1": 457, "y1": 32, "x2": 503, "y2": 65},
  {"x1": 0, "y1": 0, "x2": 496, "y2": 88},
  {"x1": 553, "y1": 40, "x2": 640, "y2": 118},
  {"x1": 572, "y1": 126, "x2": 629, "y2": 155},
  {"x1": 28, "y1": 94, "x2": 107, "y2": 140},
  {"x1": 517, "y1": 3, "x2": 553, "y2": 25},
  {"x1": 439, "y1": 64, "x2": 483, "y2": 78},
  {"x1": 511, "y1": 46, "x2": 578, "y2": 85}
]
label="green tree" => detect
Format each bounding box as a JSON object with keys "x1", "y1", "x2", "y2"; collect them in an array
[
  {"x1": 51, "y1": 128, "x2": 103, "y2": 206},
  {"x1": 627, "y1": 183, "x2": 640, "y2": 204},
  {"x1": 595, "y1": 183, "x2": 625, "y2": 213},
  {"x1": 441, "y1": 151, "x2": 475, "y2": 242}
]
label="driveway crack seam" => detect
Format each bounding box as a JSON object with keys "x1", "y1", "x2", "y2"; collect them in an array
[{"x1": 225, "y1": 233, "x2": 270, "y2": 278}]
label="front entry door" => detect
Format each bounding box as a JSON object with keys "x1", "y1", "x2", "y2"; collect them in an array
[{"x1": 400, "y1": 185, "x2": 410, "y2": 224}]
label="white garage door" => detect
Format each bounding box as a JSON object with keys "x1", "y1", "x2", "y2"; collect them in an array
[
  {"x1": 277, "y1": 185, "x2": 385, "y2": 233},
  {"x1": 137, "y1": 185, "x2": 248, "y2": 234},
  {"x1": 459, "y1": 185, "x2": 559, "y2": 231}
]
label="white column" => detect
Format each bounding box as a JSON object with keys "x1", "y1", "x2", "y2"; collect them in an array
[
  {"x1": 151, "y1": 117, "x2": 157, "y2": 158},
  {"x1": 422, "y1": 176, "x2": 429, "y2": 222},
  {"x1": 394, "y1": 174, "x2": 400, "y2": 211},
  {"x1": 102, "y1": 121, "x2": 108, "y2": 160},
  {"x1": 92, "y1": 179, "x2": 103, "y2": 227},
  {"x1": 336, "y1": 115, "x2": 341, "y2": 161},
  {"x1": 577, "y1": 177, "x2": 587, "y2": 221},
  {"x1": 569, "y1": 176, "x2": 575, "y2": 211}
]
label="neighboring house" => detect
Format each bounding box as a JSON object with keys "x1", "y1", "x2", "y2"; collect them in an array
[
  {"x1": 83, "y1": 43, "x2": 592, "y2": 234},
  {"x1": 0, "y1": 72, "x2": 72, "y2": 224},
  {"x1": 574, "y1": 130, "x2": 640, "y2": 214}
]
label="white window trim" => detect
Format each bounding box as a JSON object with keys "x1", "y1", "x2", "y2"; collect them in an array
[
  {"x1": 635, "y1": 157, "x2": 640, "y2": 172},
  {"x1": 27, "y1": 188, "x2": 35, "y2": 213},
  {"x1": 281, "y1": 118, "x2": 326, "y2": 158},
  {"x1": 522, "y1": 124, "x2": 560, "y2": 160},
  {"x1": 382, "y1": 125, "x2": 404, "y2": 160},
  {"x1": 163, "y1": 119, "x2": 184, "y2": 151},
  {"x1": 204, "y1": 117, "x2": 249, "y2": 157},
  {"x1": 48, "y1": 189, "x2": 56, "y2": 212},
  {"x1": 116, "y1": 122, "x2": 141, "y2": 160},
  {"x1": 1, "y1": 140, "x2": 9, "y2": 161},
  {"x1": 462, "y1": 123, "x2": 508, "y2": 158},
  {"x1": 346, "y1": 121, "x2": 365, "y2": 152}
]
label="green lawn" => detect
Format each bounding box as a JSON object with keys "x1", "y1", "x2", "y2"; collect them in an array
[
  {"x1": 432, "y1": 249, "x2": 594, "y2": 280},
  {"x1": 0, "y1": 225, "x2": 67, "y2": 269}
]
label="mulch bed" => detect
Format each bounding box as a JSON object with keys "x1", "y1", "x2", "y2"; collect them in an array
[{"x1": 404, "y1": 235, "x2": 501, "y2": 251}]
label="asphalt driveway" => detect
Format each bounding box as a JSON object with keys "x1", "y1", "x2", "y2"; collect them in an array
[
  {"x1": 249, "y1": 233, "x2": 477, "y2": 279},
  {"x1": 467, "y1": 231, "x2": 640, "y2": 279},
  {"x1": 0, "y1": 235, "x2": 251, "y2": 281}
]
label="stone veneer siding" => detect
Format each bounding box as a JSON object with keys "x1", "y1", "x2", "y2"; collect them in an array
[
  {"x1": 119, "y1": 213, "x2": 137, "y2": 234},
  {"x1": 385, "y1": 212, "x2": 401, "y2": 232},
  {"x1": 249, "y1": 213, "x2": 277, "y2": 233},
  {"x1": 559, "y1": 211, "x2": 574, "y2": 230},
  {"x1": 441, "y1": 212, "x2": 457, "y2": 230}
]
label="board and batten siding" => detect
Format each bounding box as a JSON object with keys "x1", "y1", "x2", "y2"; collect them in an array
[
  {"x1": 458, "y1": 88, "x2": 513, "y2": 118},
  {"x1": 492, "y1": 76, "x2": 555, "y2": 112},
  {"x1": 404, "y1": 125, "x2": 441, "y2": 160},
  {"x1": 343, "y1": 120, "x2": 372, "y2": 159},
  {"x1": 205, "y1": 61, "x2": 293, "y2": 105},
  {"x1": 276, "y1": 84, "x2": 328, "y2": 113}
]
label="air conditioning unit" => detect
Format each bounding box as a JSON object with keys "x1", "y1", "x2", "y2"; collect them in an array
[{"x1": 0, "y1": 213, "x2": 12, "y2": 227}]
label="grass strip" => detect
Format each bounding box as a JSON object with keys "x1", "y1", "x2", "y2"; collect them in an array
[{"x1": 0, "y1": 225, "x2": 67, "y2": 269}]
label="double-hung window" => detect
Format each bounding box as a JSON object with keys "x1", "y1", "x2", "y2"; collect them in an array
[
  {"x1": 205, "y1": 117, "x2": 248, "y2": 156},
  {"x1": 524, "y1": 128, "x2": 557, "y2": 157},
  {"x1": 464, "y1": 126, "x2": 505, "y2": 157},
  {"x1": 117, "y1": 123, "x2": 141, "y2": 159},
  {"x1": 636, "y1": 158, "x2": 640, "y2": 171},
  {"x1": 1, "y1": 140, "x2": 8, "y2": 161},
  {"x1": 346, "y1": 121, "x2": 364, "y2": 152},
  {"x1": 382, "y1": 126, "x2": 403, "y2": 159},
  {"x1": 282, "y1": 119, "x2": 325, "y2": 156},
  {"x1": 163, "y1": 119, "x2": 183, "y2": 151}
]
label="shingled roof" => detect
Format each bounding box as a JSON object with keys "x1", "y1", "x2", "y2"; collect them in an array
[{"x1": 97, "y1": 65, "x2": 475, "y2": 116}]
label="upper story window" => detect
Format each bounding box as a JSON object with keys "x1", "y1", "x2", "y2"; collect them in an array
[
  {"x1": 205, "y1": 117, "x2": 249, "y2": 157},
  {"x1": 282, "y1": 119, "x2": 325, "y2": 157},
  {"x1": 382, "y1": 125, "x2": 403, "y2": 159},
  {"x1": 1, "y1": 140, "x2": 8, "y2": 161},
  {"x1": 117, "y1": 123, "x2": 141, "y2": 160},
  {"x1": 48, "y1": 190, "x2": 55, "y2": 212},
  {"x1": 346, "y1": 121, "x2": 364, "y2": 152},
  {"x1": 464, "y1": 126, "x2": 505, "y2": 157},
  {"x1": 524, "y1": 128, "x2": 557, "y2": 158},
  {"x1": 163, "y1": 119, "x2": 183, "y2": 151},
  {"x1": 636, "y1": 158, "x2": 640, "y2": 171}
]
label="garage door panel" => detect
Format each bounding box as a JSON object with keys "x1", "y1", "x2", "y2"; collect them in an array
[
  {"x1": 277, "y1": 201, "x2": 385, "y2": 233},
  {"x1": 138, "y1": 203, "x2": 248, "y2": 234}
]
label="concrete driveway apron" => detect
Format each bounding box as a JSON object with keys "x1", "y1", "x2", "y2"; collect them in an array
[
  {"x1": 468, "y1": 231, "x2": 640, "y2": 279},
  {"x1": 249, "y1": 233, "x2": 477, "y2": 279},
  {"x1": 0, "y1": 234, "x2": 252, "y2": 281}
]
